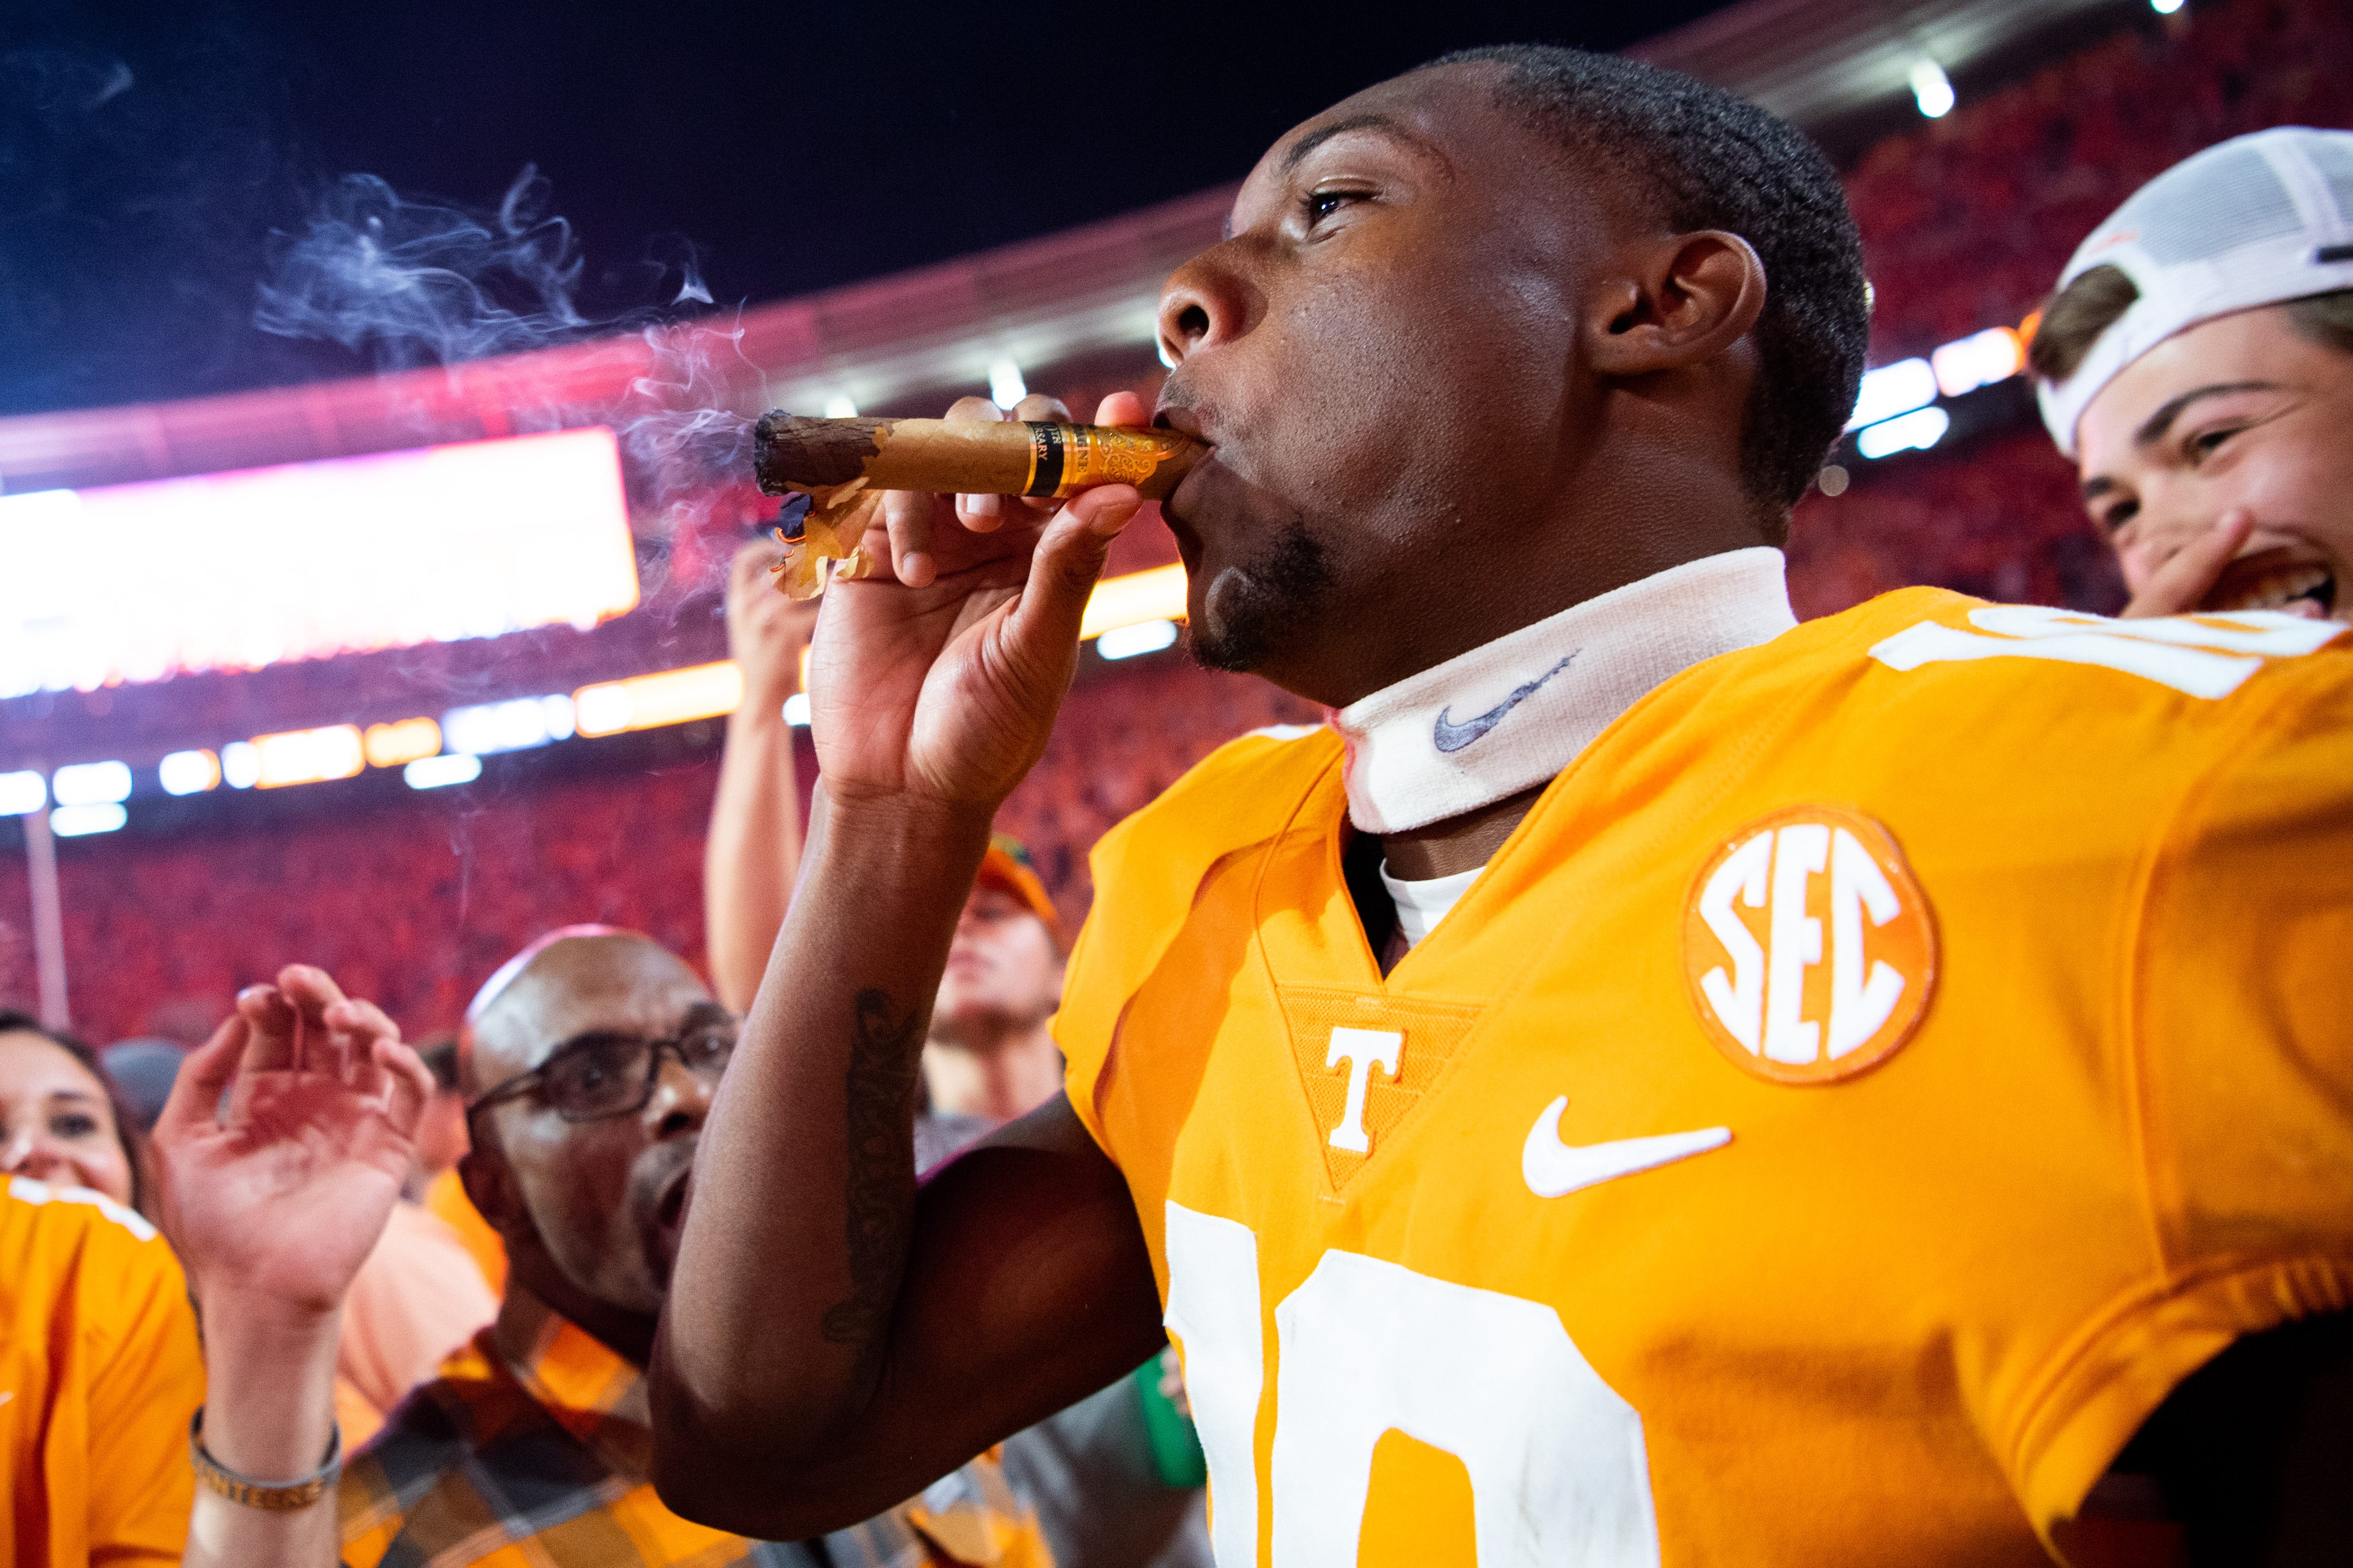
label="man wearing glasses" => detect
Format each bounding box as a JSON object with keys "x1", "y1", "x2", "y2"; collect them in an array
[{"x1": 160, "y1": 936, "x2": 1046, "y2": 1568}]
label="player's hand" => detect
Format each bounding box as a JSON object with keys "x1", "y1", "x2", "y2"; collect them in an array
[
  {"x1": 804, "y1": 390, "x2": 1147, "y2": 816},
  {"x1": 728, "y1": 539, "x2": 821, "y2": 707},
  {"x1": 151, "y1": 966, "x2": 433, "y2": 1323},
  {"x1": 2120, "y1": 508, "x2": 2252, "y2": 618}
]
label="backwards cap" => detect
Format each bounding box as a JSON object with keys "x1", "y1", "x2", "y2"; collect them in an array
[{"x1": 2038, "y1": 127, "x2": 2353, "y2": 457}]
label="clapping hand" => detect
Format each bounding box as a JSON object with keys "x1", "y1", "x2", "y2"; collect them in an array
[{"x1": 152, "y1": 965, "x2": 434, "y2": 1322}]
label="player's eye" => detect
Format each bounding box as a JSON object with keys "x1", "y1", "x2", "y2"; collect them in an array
[
  {"x1": 1301, "y1": 189, "x2": 1359, "y2": 227},
  {"x1": 50, "y1": 1113, "x2": 99, "y2": 1139},
  {"x1": 2100, "y1": 498, "x2": 2139, "y2": 534}
]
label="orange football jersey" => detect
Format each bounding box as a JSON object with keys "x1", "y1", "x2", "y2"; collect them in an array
[
  {"x1": 0, "y1": 1175, "x2": 204, "y2": 1568},
  {"x1": 1057, "y1": 588, "x2": 2353, "y2": 1565}
]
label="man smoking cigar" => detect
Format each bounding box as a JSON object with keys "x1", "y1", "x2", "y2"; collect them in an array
[{"x1": 653, "y1": 47, "x2": 2353, "y2": 1564}]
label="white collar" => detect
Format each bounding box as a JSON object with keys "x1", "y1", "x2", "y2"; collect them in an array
[{"x1": 1324, "y1": 547, "x2": 1797, "y2": 834}]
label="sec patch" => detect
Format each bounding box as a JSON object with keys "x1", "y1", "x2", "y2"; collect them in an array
[{"x1": 1683, "y1": 804, "x2": 1936, "y2": 1085}]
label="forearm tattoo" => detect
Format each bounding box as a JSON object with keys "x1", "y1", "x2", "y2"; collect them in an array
[{"x1": 822, "y1": 988, "x2": 924, "y2": 1346}]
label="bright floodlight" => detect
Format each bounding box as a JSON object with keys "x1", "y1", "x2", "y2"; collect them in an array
[
  {"x1": 52, "y1": 760, "x2": 133, "y2": 807},
  {"x1": 1856, "y1": 406, "x2": 1953, "y2": 460},
  {"x1": 404, "y1": 753, "x2": 483, "y2": 790},
  {"x1": 1910, "y1": 60, "x2": 1955, "y2": 119},
  {"x1": 158, "y1": 750, "x2": 221, "y2": 796},
  {"x1": 1846, "y1": 359, "x2": 1939, "y2": 431},
  {"x1": 0, "y1": 428, "x2": 638, "y2": 699},
  {"x1": 443, "y1": 696, "x2": 571, "y2": 756},
  {"x1": 50, "y1": 803, "x2": 127, "y2": 837},
  {"x1": 1931, "y1": 327, "x2": 2025, "y2": 399},
  {"x1": 1096, "y1": 619, "x2": 1180, "y2": 660},
  {"x1": 2151, "y1": 0, "x2": 2184, "y2": 11},
  {"x1": 988, "y1": 359, "x2": 1029, "y2": 409},
  {"x1": 783, "y1": 692, "x2": 812, "y2": 727},
  {"x1": 823, "y1": 394, "x2": 859, "y2": 418},
  {"x1": 0, "y1": 770, "x2": 45, "y2": 816}
]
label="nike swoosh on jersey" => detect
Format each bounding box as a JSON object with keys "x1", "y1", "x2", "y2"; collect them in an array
[
  {"x1": 1431, "y1": 653, "x2": 1578, "y2": 753},
  {"x1": 1522, "y1": 1096, "x2": 1732, "y2": 1198}
]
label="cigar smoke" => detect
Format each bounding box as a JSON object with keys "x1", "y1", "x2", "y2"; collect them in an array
[{"x1": 253, "y1": 164, "x2": 760, "y2": 577}]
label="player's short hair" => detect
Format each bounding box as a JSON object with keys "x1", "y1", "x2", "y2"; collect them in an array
[
  {"x1": 2030, "y1": 268, "x2": 2353, "y2": 386},
  {"x1": 1425, "y1": 45, "x2": 1870, "y2": 540}
]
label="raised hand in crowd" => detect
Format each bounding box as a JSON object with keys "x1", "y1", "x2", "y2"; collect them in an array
[
  {"x1": 151, "y1": 965, "x2": 434, "y2": 1568},
  {"x1": 706, "y1": 539, "x2": 824, "y2": 1010}
]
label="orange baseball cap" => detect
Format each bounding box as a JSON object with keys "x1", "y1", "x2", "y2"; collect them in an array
[{"x1": 976, "y1": 833, "x2": 1062, "y2": 949}]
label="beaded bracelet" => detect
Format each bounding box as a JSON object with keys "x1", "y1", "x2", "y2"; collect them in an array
[{"x1": 189, "y1": 1410, "x2": 343, "y2": 1511}]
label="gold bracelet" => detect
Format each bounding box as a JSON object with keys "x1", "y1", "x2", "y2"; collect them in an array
[{"x1": 189, "y1": 1410, "x2": 343, "y2": 1510}]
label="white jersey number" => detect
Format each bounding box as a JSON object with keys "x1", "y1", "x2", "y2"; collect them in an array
[
  {"x1": 1164, "y1": 1202, "x2": 1662, "y2": 1567},
  {"x1": 1870, "y1": 604, "x2": 2343, "y2": 699}
]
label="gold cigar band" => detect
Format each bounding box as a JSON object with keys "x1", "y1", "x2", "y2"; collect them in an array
[{"x1": 1022, "y1": 423, "x2": 1195, "y2": 499}]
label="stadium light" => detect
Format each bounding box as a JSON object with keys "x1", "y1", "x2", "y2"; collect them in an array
[
  {"x1": 50, "y1": 803, "x2": 126, "y2": 837},
  {"x1": 1856, "y1": 406, "x2": 1953, "y2": 460},
  {"x1": 442, "y1": 696, "x2": 573, "y2": 756},
  {"x1": 1845, "y1": 359, "x2": 1938, "y2": 431},
  {"x1": 363, "y1": 718, "x2": 442, "y2": 769},
  {"x1": 823, "y1": 394, "x2": 859, "y2": 418},
  {"x1": 158, "y1": 749, "x2": 221, "y2": 796},
  {"x1": 989, "y1": 359, "x2": 1029, "y2": 409},
  {"x1": 2151, "y1": 0, "x2": 2184, "y2": 11},
  {"x1": 784, "y1": 692, "x2": 812, "y2": 727},
  {"x1": 51, "y1": 760, "x2": 132, "y2": 807},
  {"x1": 574, "y1": 662, "x2": 745, "y2": 738},
  {"x1": 1910, "y1": 61, "x2": 1955, "y2": 119},
  {"x1": 1080, "y1": 564, "x2": 1189, "y2": 641},
  {"x1": 1931, "y1": 327, "x2": 2025, "y2": 399},
  {"x1": 221, "y1": 742, "x2": 261, "y2": 789},
  {"x1": 404, "y1": 753, "x2": 482, "y2": 790},
  {"x1": 1097, "y1": 619, "x2": 1180, "y2": 660},
  {"x1": 0, "y1": 770, "x2": 46, "y2": 816},
  {"x1": 250, "y1": 725, "x2": 365, "y2": 789}
]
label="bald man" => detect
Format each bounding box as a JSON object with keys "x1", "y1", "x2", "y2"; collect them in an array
[{"x1": 158, "y1": 939, "x2": 1045, "y2": 1568}]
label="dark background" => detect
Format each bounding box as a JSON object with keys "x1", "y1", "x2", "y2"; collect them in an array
[{"x1": 0, "y1": 0, "x2": 1735, "y2": 419}]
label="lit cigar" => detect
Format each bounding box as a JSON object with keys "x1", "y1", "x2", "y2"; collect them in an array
[{"x1": 752, "y1": 413, "x2": 1206, "y2": 598}]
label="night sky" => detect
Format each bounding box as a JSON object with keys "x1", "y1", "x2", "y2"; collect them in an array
[{"x1": 1, "y1": 1, "x2": 1735, "y2": 419}]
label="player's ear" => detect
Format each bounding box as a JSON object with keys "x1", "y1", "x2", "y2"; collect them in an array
[{"x1": 1585, "y1": 230, "x2": 1767, "y2": 377}]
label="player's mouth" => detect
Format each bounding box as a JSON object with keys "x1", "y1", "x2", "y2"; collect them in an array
[{"x1": 2201, "y1": 549, "x2": 2337, "y2": 618}]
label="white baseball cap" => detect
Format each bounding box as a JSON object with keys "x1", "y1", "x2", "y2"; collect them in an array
[{"x1": 2037, "y1": 126, "x2": 2353, "y2": 457}]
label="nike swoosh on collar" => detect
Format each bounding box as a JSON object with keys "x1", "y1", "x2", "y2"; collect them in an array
[
  {"x1": 1431, "y1": 653, "x2": 1578, "y2": 754},
  {"x1": 1522, "y1": 1096, "x2": 1731, "y2": 1198}
]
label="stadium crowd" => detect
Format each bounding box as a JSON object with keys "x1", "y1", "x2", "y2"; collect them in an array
[{"x1": 4, "y1": 1, "x2": 2352, "y2": 1564}]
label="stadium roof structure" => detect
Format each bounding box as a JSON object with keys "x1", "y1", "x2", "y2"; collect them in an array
[{"x1": 0, "y1": 0, "x2": 2156, "y2": 502}]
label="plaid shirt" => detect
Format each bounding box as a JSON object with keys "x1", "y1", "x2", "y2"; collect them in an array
[{"x1": 338, "y1": 1287, "x2": 1049, "y2": 1568}]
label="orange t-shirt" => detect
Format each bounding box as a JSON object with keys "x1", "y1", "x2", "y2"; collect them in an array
[
  {"x1": 424, "y1": 1166, "x2": 508, "y2": 1298},
  {"x1": 1057, "y1": 591, "x2": 2353, "y2": 1565},
  {"x1": 0, "y1": 1175, "x2": 204, "y2": 1567}
]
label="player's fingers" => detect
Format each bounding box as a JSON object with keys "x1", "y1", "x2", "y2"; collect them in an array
[
  {"x1": 1095, "y1": 390, "x2": 1149, "y2": 427},
  {"x1": 2122, "y1": 509, "x2": 2250, "y2": 618},
  {"x1": 1004, "y1": 484, "x2": 1143, "y2": 659},
  {"x1": 882, "y1": 488, "x2": 938, "y2": 588},
  {"x1": 156, "y1": 1013, "x2": 248, "y2": 1138},
  {"x1": 943, "y1": 397, "x2": 1010, "y2": 527}
]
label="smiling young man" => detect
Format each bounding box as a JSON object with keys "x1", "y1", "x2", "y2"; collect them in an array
[
  {"x1": 2031, "y1": 127, "x2": 2353, "y2": 622},
  {"x1": 654, "y1": 48, "x2": 2353, "y2": 1565}
]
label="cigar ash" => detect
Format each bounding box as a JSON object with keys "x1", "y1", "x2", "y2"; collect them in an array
[{"x1": 753, "y1": 412, "x2": 891, "y2": 492}]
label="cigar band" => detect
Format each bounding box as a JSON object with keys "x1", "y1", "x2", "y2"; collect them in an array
[{"x1": 1023, "y1": 423, "x2": 1069, "y2": 498}]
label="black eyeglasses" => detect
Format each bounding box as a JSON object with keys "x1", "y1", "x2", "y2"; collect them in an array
[{"x1": 465, "y1": 1020, "x2": 736, "y2": 1125}]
